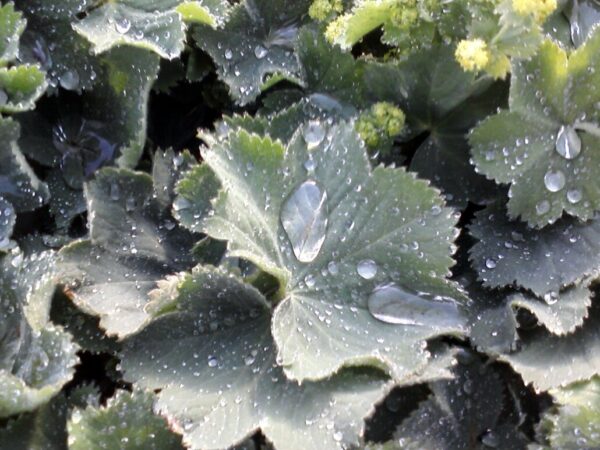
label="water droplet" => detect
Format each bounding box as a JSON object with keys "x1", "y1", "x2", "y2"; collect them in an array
[
  {"x1": 485, "y1": 258, "x2": 496, "y2": 269},
  {"x1": 115, "y1": 17, "x2": 131, "y2": 34},
  {"x1": 543, "y1": 291, "x2": 558, "y2": 305},
  {"x1": 544, "y1": 170, "x2": 565, "y2": 192},
  {"x1": 254, "y1": 45, "x2": 268, "y2": 59},
  {"x1": 481, "y1": 429, "x2": 499, "y2": 448},
  {"x1": 281, "y1": 180, "x2": 328, "y2": 263},
  {"x1": 536, "y1": 200, "x2": 550, "y2": 215},
  {"x1": 327, "y1": 261, "x2": 338, "y2": 275},
  {"x1": 224, "y1": 49, "x2": 233, "y2": 60},
  {"x1": 59, "y1": 71, "x2": 79, "y2": 90},
  {"x1": 567, "y1": 189, "x2": 582, "y2": 204},
  {"x1": 303, "y1": 121, "x2": 326, "y2": 149},
  {"x1": 333, "y1": 431, "x2": 343, "y2": 442},
  {"x1": 555, "y1": 125, "x2": 581, "y2": 159},
  {"x1": 303, "y1": 158, "x2": 316, "y2": 172},
  {"x1": 207, "y1": 356, "x2": 218, "y2": 367},
  {"x1": 357, "y1": 259, "x2": 377, "y2": 280},
  {"x1": 173, "y1": 197, "x2": 191, "y2": 211},
  {"x1": 367, "y1": 283, "x2": 466, "y2": 328}
]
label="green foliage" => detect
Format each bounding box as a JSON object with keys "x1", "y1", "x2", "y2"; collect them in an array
[{"x1": 2, "y1": 0, "x2": 600, "y2": 448}]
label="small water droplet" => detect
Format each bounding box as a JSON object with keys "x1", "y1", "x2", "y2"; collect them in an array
[
  {"x1": 207, "y1": 356, "x2": 218, "y2": 367},
  {"x1": 327, "y1": 261, "x2": 338, "y2": 275},
  {"x1": 536, "y1": 200, "x2": 550, "y2": 215},
  {"x1": 115, "y1": 17, "x2": 131, "y2": 34},
  {"x1": 544, "y1": 170, "x2": 566, "y2": 192},
  {"x1": 485, "y1": 258, "x2": 496, "y2": 269},
  {"x1": 303, "y1": 158, "x2": 316, "y2": 172},
  {"x1": 481, "y1": 429, "x2": 499, "y2": 448},
  {"x1": 555, "y1": 125, "x2": 581, "y2": 159},
  {"x1": 254, "y1": 45, "x2": 268, "y2": 59},
  {"x1": 367, "y1": 283, "x2": 466, "y2": 328},
  {"x1": 59, "y1": 71, "x2": 79, "y2": 90},
  {"x1": 224, "y1": 49, "x2": 233, "y2": 60},
  {"x1": 356, "y1": 259, "x2": 377, "y2": 279},
  {"x1": 567, "y1": 189, "x2": 582, "y2": 204},
  {"x1": 543, "y1": 291, "x2": 558, "y2": 305},
  {"x1": 303, "y1": 121, "x2": 326, "y2": 149},
  {"x1": 333, "y1": 431, "x2": 343, "y2": 442},
  {"x1": 281, "y1": 180, "x2": 328, "y2": 263}
]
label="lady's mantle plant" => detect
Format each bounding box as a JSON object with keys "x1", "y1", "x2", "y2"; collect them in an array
[{"x1": 2, "y1": 0, "x2": 600, "y2": 448}]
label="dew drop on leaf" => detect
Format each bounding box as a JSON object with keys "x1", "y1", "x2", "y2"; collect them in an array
[
  {"x1": 567, "y1": 189, "x2": 582, "y2": 204},
  {"x1": 485, "y1": 258, "x2": 497, "y2": 269},
  {"x1": 254, "y1": 45, "x2": 268, "y2": 59},
  {"x1": 356, "y1": 259, "x2": 378, "y2": 279},
  {"x1": 280, "y1": 180, "x2": 328, "y2": 263},
  {"x1": 555, "y1": 125, "x2": 581, "y2": 159},
  {"x1": 536, "y1": 200, "x2": 550, "y2": 215},
  {"x1": 224, "y1": 49, "x2": 233, "y2": 60},
  {"x1": 115, "y1": 18, "x2": 131, "y2": 34},
  {"x1": 303, "y1": 121, "x2": 326, "y2": 149},
  {"x1": 544, "y1": 170, "x2": 566, "y2": 192},
  {"x1": 367, "y1": 283, "x2": 465, "y2": 328},
  {"x1": 59, "y1": 70, "x2": 80, "y2": 91}
]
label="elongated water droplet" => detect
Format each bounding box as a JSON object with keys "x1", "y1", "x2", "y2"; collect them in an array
[
  {"x1": 303, "y1": 121, "x2": 325, "y2": 149},
  {"x1": 281, "y1": 180, "x2": 328, "y2": 263},
  {"x1": 555, "y1": 125, "x2": 581, "y2": 159},
  {"x1": 368, "y1": 283, "x2": 466, "y2": 328},
  {"x1": 254, "y1": 45, "x2": 268, "y2": 59},
  {"x1": 544, "y1": 170, "x2": 565, "y2": 192},
  {"x1": 357, "y1": 259, "x2": 377, "y2": 279}
]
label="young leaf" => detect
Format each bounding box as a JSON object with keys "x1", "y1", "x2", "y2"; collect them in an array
[
  {"x1": 365, "y1": 45, "x2": 503, "y2": 207},
  {"x1": 0, "y1": 251, "x2": 79, "y2": 418},
  {"x1": 470, "y1": 31, "x2": 600, "y2": 227},
  {"x1": 500, "y1": 301, "x2": 600, "y2": 391},
  {"x1": 0, "y1": 64, "x2": 46, "y2": 113},
  {"x1": 192, "y1": 0, "x2": 311, "y2": 105},
  {"x1": 469, "y1": 203, "x2": 600, "y2": 297},
  {"x1": 122, "y1": 266, "x2": 389, "y2": 450},
  {"x1": 0, "y1": 118, "x2": 49, "y2": 213},
  {"x1": 185, "y1": 121, "x2": 466, "y2": 382},
  {"x1": 535, "y1": 377, "x2": 600, "y2": 448},
  {"x1": 68, "y1": 390, "x2": 184, "y2": 450},
  {"x1": 73, "y1": 0, "x2": 190, "y2": 59},
  {"x1": 58, "y1": 164, "x2": 200, "y2": 337},
  {"x1": 0, "y1": 2, "x2": 26, "y2": 65}
]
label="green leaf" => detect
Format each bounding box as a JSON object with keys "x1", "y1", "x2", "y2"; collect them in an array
[
  {"x1": 564, "y1": 0, "x2": 600, "y2": 47},
  {"x1": 192, "y1": 0, "x2": 311, "y2": 105},
  {"x1": 0, "y1": 2, "x2": 26, "y2": 65},
  {"x1": 46, "y1": 169, "x2": 87, "y2": 231},
  {"x1": 176, "y1": 0, "x2": 230, "y2": 26},
  {"x1": 122, "y1": 266, "x2": 389, "y2": 450},
  {"x1": 391, "y1": 353, "x2": 527, "y2": 450},
  {"x1": 0, "y1": 251, "x2": 79, "y2": 418},
  {"x1": 173, "y1": 164, "x2": 220, "y2": 234},
  {"x1": 364, "y1": 46, "x2": 503, "y2": 207},
  {"x1": 500, "y1": 301, "x2": 600, "y2": 391},
  {"x1": 0, "y1": 196, "x2": 15, "y2": 251},
  {"x1": 0, "y1": 64, "x2": 46, "y2": 113},
  {"x1": 187, "y1": 121, "x2": 466, "y2": 382},
  {"x1": 470, "y1": 203, "x2": 600, "y2": 297},
  {"x1": 0, "y1": 117, "x2": 49, "y2": 213},
  {"x1": 15, "y1": 0, "x2": 102, "y2": 92},
  {"x1": 58, "y1": 163, "x2": 200, "y2": 337},
  {"x1": 535, "y1": 377, "x2": 600, "y2": 448},
  {"x1": 68, "y1": 389, "x2": 184, "y2": 450},
  {"x1": 73, "y1": 0, "x2": 188, "y2": 59},
  {"x1": 470, "y1": 31, "x2": 600, "y2": 227}
]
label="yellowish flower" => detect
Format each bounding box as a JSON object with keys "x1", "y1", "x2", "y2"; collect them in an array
[
  {"x1": 512, "y1": 0, "x2": 557, "y2": 23},
  {"x1": 324, "y1": 14, "x2": 348, "y2": 43},
  {"x1": 309, "y1": 0, "x2": 343, "y2": 21},
  {"x1": 455, "y1": 39, "x2": 490, "y2": 72}
]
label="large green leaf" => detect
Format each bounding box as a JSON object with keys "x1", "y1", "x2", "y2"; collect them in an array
[
  {"x1": 72, "y1": 0, "x2": 221, "y2": 59},
  {"x1": 0, "y1": 118, "x2": 49, "y2": 213},
  {"x1": 192, "y1": 0, "x2": 311, "y2": 105},
  {"x1": 15, "y1": 0, "x2": 102, "y2": 92},
  {"x1": 500, "y1": 301, "x2": 600, "y2": 391},
  {"x1": 58, "y1": 161, "x2": 200, "y2": 337},
  {"x1": 533, "y1": 377, "x2": 600, "y2": 448},
  {"x1": 0, "y1": 250, "x2": 79, "y2": 418},
  {"x1": 470, "y1": 30, "x2": 600, "y2": 227},
  {"x1": 183, "y1": 121, "x2": 466, "y2": 382},
  {"x1": 122, "y1": 266, "x2": 389, "y2": 450},
  {"x1": 364, "y1": 45, "x2": 502, "y2": 207},
  {"x1": 68, "y1": 389, "x2": 184, "y2": 450},
  {"x1": 469, "y1": 203, "x2": 600, "y2": 297}
]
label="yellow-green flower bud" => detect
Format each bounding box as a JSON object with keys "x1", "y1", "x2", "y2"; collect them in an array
[{"x1": 455, "y1": 39, "x2": 490, "y2": 72}]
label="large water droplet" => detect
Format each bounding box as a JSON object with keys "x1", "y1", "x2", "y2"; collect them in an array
[
  {"x1": 357, "y1": 259, "x2": 378, "y2": 279},
  {"x1": 254, "y1": 45, "x2": 268, "y2": 59},
  {"x1": 544, "y1": 170, "x2": 565, "y2": 192},
  {"x1": 281, "y1": 180, "x2": 328, "y2": 263},
  {"x1": 303, "y1": 121, "x2": 325, "y2": 149},
  {"x1": 368, "y1": 283, "x2": 466, "y2": 328},
  {"x1": 555, "y1": 125, "x2": 581, "y2": 159}
]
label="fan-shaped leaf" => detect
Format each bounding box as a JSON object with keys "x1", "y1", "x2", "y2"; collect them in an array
[
  {"x1": 182, "y1": 121, "x2": 466, "y2": 382},
  {"x1": 122, "y1": 266, "x2": 389, "y2": 450},
  {"x1": 470, "y1": 30, "x2": 600, "y2": 227}
]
